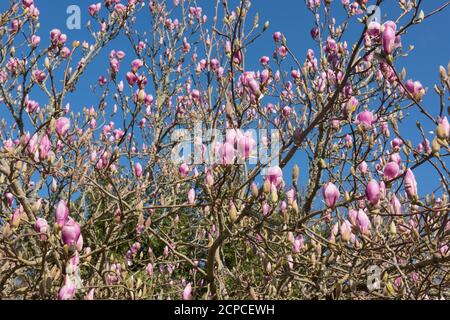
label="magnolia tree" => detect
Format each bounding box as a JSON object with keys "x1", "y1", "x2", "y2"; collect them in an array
[{"x1": 0, "y1": 0, "x2": 449, "y2": 300}]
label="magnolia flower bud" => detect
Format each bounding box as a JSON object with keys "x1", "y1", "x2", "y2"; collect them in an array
[
  {"x1": 182, "y1": 283, "x2": 192, "y2": 300},
  {"x1": 251, "y1": 182, "x2": 259, "y2": 197},
  {"x1": 366, "y1": 180, "x2": 381, "y2": 206},
  {"x1": 187, "y1": 188, "x2": 196, "y2": 205},
  {"x1": 292, "y1": 164, "x2": 299, "y2": 182},
  {"x1": 404, "y1": 168, "x2": 418, "y2": 200},
  {"x1": 263, "y1": 179, "x2": 271, "y2": 194},
  {"x1": 55, "y1": 200, "x2": 69, "y2": 227},
  {"x1": 389, "y1": 220, "x2": 397, "y2": 235},
  {"x1": 134, "y1": 162, "x2": 143, "y2": 178},
  {"x1": 270, "y1": 184, "x2": 278, "y2": 203},
  {"x1": 61, "y1": 218, "x2": 81, "y2": 246},
  {"x1": 323, "y1": 182, "x2": 340, "y2": 208},
  {"x1": 229, "y1": 201, "x2": 238, "y2": 222}
]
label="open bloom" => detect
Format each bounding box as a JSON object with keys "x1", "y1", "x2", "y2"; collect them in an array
[
  {"x1": 323, "y1": 182, "x2": 340, "y2": 208},
  {"x1": 88, "y1": 3, "x2": 101, "y2": 16},
  {"x1": 356, "y1": 110, "x2": 375, "y2": 128}
]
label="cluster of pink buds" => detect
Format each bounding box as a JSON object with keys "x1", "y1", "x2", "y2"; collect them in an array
[
  {"x1": 188, "y1": 6, "x2": 205, "y2": 22},
  {"x1": 50, "y1": 29, "x2": 67, "y2": 47},
  {"x1": 109, "y1": 49, "x2": 125, "y2": 75},
  {"x1": 238, "y1": 71, "x2": 264, "y2": 101},
  {"x1": 105, "y1": 263, "x2": 124, "y2": 285},
  {"x1": 126, "y1": 242, "x2": 141, "y2": 265},
  {"x1": 211, "y1": 130, "x2": 258, "y2": 165}
]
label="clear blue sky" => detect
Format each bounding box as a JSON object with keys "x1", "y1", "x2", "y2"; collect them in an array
[{"x1": 2, "y1": 0, "x2": 449, "y2": 197}]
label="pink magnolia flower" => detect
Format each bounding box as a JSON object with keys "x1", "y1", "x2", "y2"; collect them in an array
[
  {"x1": 293, "y1": 236, "x2": 304, "y2": 253},
  {"x1": 382, "y1": 23, "x2": 396, "y2": 54},
  {"x1": 367, "y1": 21, "x2": 381, "y2": 37},
  {"x1": 323, "y1": 182, "x2": 340, "y2": 208},
  {"x1": 262, "y1": 202, "x2": 270, "y2": 216},
  {"x1": 205, "y1": 170, "x2": 214, "y2": 186},
  {"x1": 131, "y1": 59, "x2": 143, "y2": 72},
  {"x1": 33, "y1": 70, "x2": 46, "y2": 84},
  {"x1": 358, "y1": 161, "x2": 368, "y2": 174},
  {"x1": 191, "y1": 89, "x2": 201, "y2": 101},
  {"x1": 187, "y1": 188, "x2": 196, "y2": 205},
  {"x1": 340, "y1": 220, "x2": 352, "y2": 242},
  {"x1": 146, "y1": 263, "x2": 154, "y2": 276},
  {"x1": 179, "y1": 163, "x2": 190, "y2": 177},
  {"x1": 30, "y1": 35, "x2": 40, "y2": 47},
  {"x1": 135, "y1": 162, "x2": 143, "y2": 178},
  {"x1": 182, "y1": 282, "x2": 192, "y2": 300},
  {"x1": 356, "y1": 209, "x2": 371, "y2": 235},
  {"x1": 390, "y1": 194, "x2": 402, "y2": 215},
  {"x1": 405, "y1": 79, "x2": 425, "y2": 101},
  {"x1": 437, "y1": 116, "x2": 450, "y2": 139},
  {"x1": 383, "y1": 161, "x2": 400, "y2": 180},
  {"x1": 61, "y1": 218, "x2": 81, "y2": 246},
  {"x1": 58, "y1": 276, "x2": 76, "y2": 300},
  {"x1": 85, "y1": 289, "x2": 95, "y2": 300},
  {"x1": 50, "y1": 28, "x2": 67, "y2": 46},
  {"x1": 218, "y1": 142, "x2": 235, "y2": 165},
  {"x1": 260, "y1": 56, "x2": 270, "y2": 66},
  {"x1": 6, "y1": 193, "x2": 14, "y2": 207},
  {"x1": 22, "y1": 0, "x2": 34, "y2": 8},
  {"x1": 56, "y1": 117, "x2": 71, "y2": 136},
  {"x1": 404, "y1": 168, "x2": 418, "y2": 200},
  {"x1": 88, "y1": 3, "x2": 101, "y2": 16},
  {"x1": 39, "y1": 134, "x2": 51, "y2": 160},
  {"x1": 237, "y1": 134, "x2": 256, "y2": 159},
  {"x1": 266, "y1": 166, "x2": 283, "y2": 187},
  {"x1": 366, "y1": 180, "x2": 381, "y2": 205},
  {"x1": 348, "y1": 209, "x2": 358, "y2": 225},
  {"x1": 34, "y1": 218, "x2": 49, "y2": 240},
  {"x1": 55, "y1": 200, "x2": 69, "y2": 227},
  {"x1": 356, "y1": 110, "x2": 375, "y2": 128},
  {"x1": 273, "y1": 32, "x2": 282, "y2": 42}
]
